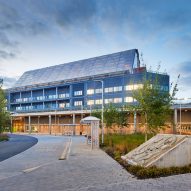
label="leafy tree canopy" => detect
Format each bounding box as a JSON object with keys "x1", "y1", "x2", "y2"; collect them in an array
[
  {"x1": 132, "y1": 72, "x2": 179, "y2": 135},
  {"x1": 0, "y1": 79, "x2": 10, "y2": 133}
]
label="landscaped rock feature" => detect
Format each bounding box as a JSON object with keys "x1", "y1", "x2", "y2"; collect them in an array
[{"x1": 121, "y1": 134, "x2": 191, "y2": 167}]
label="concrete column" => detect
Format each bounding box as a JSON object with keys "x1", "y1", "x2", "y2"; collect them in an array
[
  {"x1": 72, "y1": 113, "x2": 75, "y2": 124},
  {"x1": 134, "y1": 111, "x2": 137, "y2": 133},
  {"x1": 49, "y1": 115, "x2": 51, "y2": 134},
  {"x1": 29, "y1": 116, "x2": 31, "y2": 134}
]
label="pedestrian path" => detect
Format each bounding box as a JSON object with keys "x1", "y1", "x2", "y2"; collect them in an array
[
  {"x1": 0, "y1": 134, "x2": 37, "y2": 162},
  {"x1": 0, "y1": 135, "x2": 190, "y2": 191}
]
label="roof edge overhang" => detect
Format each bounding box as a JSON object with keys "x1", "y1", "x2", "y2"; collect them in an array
[{"x1": 11, "y1": 110, "x2": 91, "y2": 117}]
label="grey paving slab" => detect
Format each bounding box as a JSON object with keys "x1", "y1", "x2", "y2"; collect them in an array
[{"x1": 0, "y1": 135, "x2": 190, "y2": 191}]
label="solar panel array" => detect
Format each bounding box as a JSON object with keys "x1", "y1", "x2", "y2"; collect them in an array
[{"x1": 13, "y1": 49, "x2": 137, "y2": 88}]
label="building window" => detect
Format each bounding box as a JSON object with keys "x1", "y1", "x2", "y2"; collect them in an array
[
  {"x1": 95, "y1": 88, "x2": 102, "y2": 94},
  {"x1": 124, "y1": 97, "x2": 134, "y2": 103},
  {"x1": 59, "y1": 93, "x2": 69, "y2": 98},
  {"x1": 105, "y1": 86, "x2": 122, "y2": 93},
  {"x1": 87, "y1": 89, "x2": 94, "y2": 95},
  {"x1": 104, "y1": 87, "x2": 113, "y2": 93},
  {"x1": 74, "y1": 101, "x2": 82, "y2": 106},
  {"x1": 59, "y1": 103, "x2": 65, "y2": 108},
  {"x1": 36, "y1": 96, "x2": 44, "y2": 101},
  {"x1": 16, "y1": 98, "x2": 22, "y2": 103},
  {"x1": 113, "y1": 86, "x2": 122, "y2": 92},
  {"x1": 134, "y1": 84, "x2": 143, "y2": 90},
  {"x1": 105, "y1": 98, "x2": 113, "y2": 104},
  {"x1": 74, "y1": 90, "x2": 83, "y2": 96},
  {"x1": 87, "y1": 100, "x2": 94, "y2": 105},
  {"x1": 113, "y1": 98, "x2": 122, "y2": 103},
  {"x1": 95, "y1": 99, "x2": 103, "y2": 105},
  {"x1": 48, "y1": 95, "x2": 57, "y2": 99},
  {"x1": 125, "y1": 84, "x2": 143, "y2": 91},
  {"x1": 16, "y1": 106, "x2": 21, "y2": 110},
  {"x1": 59, "y1": 102, "x2": 70, "y2": 108},
  {"x1": 23, "y1": 97, "x2": 31, "y2": 102},
  {"x1": 161, "y1": 85, "x2": 169, "y2": 91}
]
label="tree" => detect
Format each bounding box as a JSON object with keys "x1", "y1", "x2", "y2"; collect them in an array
[
  {"x1": 91, "y1": 103, "x2": 119, "y2": 133},
  {"x1": 0, "y1": 79, "x2": 10, "y2": 134},
  {"x1": 91, "y1": 108, "x2": 101, "y2": 119},
  {"x1": 115, "y1": 107, "x2": 128, "y2": 132},
  {"x1": 103, "y1": 103, "x2": 118, "y2": 131},
  {"x1": 132, "y1": 72, "x2": 179, "y2": 141}
]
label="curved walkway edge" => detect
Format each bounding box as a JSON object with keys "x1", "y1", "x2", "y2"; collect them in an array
[{"x1": 0, "y1": 134, "x2": 38, "y2": 162}]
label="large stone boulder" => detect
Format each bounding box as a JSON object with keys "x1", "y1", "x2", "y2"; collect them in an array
[{"x1": 121, "y1": 134, "x2": 191, "y2": 168}]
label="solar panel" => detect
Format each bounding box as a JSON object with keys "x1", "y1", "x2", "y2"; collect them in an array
[{"x1": 13, "y1": 49, "x2": 137, "y2": 88}]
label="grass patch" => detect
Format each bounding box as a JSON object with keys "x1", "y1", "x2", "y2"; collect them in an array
[
  {"x1": 0, "y1": 134, "x2": 9, "y2": 142},
  {"x1": 101, "y1": 133, "x2": 191, "y2": 179},
  {"x1": 101, "y1": 133, "x2": 152, "y2": 155}
]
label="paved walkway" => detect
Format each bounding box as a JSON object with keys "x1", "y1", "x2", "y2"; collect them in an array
[
  {"x1": 0, "y1": 135, "x2": 190, "y2": 191},
  {"x1": 0, "y1": 134, "x2": 38, "y2": 162}
]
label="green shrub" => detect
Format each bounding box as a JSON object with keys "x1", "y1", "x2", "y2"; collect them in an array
[
  {"x1": 122, "y1": 162, "x2": 191, "y2": 179},
  {"x1": 127, "y1": 165, "x2": 144, "y2": 175}
]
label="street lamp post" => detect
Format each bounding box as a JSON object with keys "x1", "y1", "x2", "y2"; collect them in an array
[{"x1": 94, "y1": 80, "x2": 104, "y2": 144}]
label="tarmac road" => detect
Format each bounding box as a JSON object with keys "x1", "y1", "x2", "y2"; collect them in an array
[{"x1": 0, "y1": 134, "x2": 38, "y2": 162}]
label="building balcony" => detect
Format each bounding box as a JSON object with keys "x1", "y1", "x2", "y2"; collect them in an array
[{"x1": 11, "y1": 93, "x2": 70, "y2": 104}]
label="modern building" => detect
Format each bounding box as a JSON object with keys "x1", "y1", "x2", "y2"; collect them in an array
[{"x1": 6, "y1": 49, "x2": 169, "y2": 134}]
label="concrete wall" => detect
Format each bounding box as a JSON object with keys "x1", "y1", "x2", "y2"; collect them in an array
[{"x1": 152, "y1": 136, "x2": 191, "y2": 167}]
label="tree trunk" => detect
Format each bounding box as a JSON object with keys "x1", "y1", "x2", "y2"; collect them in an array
[
  {"x1": 145, "y1": 112, "x2": 148, "y2": 142},
  {"x1": 145, "y1": 130, "x2": 148, "y2": 142}
]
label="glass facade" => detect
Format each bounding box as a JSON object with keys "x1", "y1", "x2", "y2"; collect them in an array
[{"x1": 6, "y1": 49, "x2": 169, "y2": 113}]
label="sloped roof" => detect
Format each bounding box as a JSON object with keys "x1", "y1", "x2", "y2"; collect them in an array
[{"x1": 13, "y1": 49, "x2": 138, "y2": 88}]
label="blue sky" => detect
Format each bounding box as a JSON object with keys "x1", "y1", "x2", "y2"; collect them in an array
[{"x1": 0, "y1": 0, "x2": 191, "y2": 98}]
